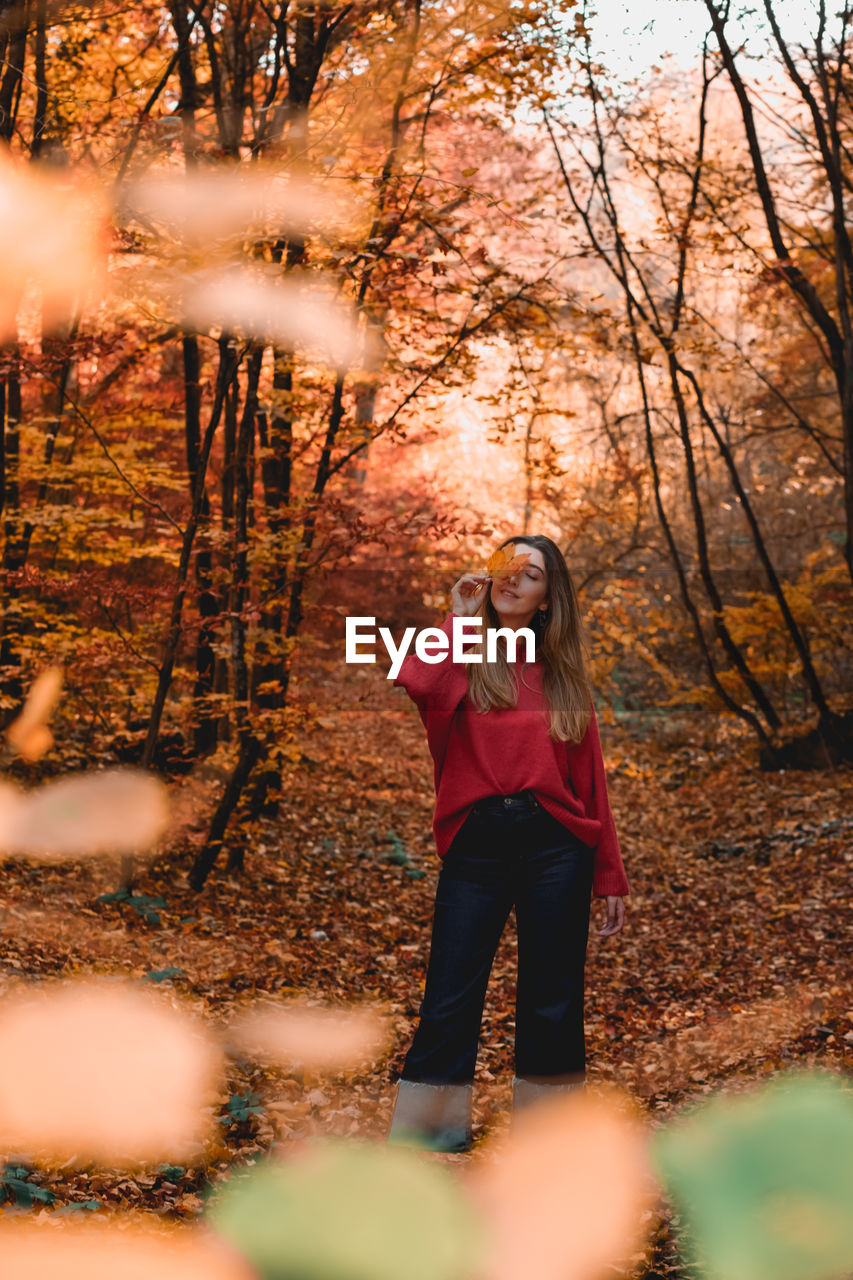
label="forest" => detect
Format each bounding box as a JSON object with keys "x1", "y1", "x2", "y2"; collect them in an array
[{"x1": 0, "y1": 1, "x2": 852, "y2": 1278}]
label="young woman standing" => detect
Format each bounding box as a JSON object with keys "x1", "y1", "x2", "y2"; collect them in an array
[{"x1": 386, "y1": 534, "x2": 629, "y2": 1153}]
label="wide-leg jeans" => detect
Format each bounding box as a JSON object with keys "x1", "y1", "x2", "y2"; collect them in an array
[{"x1": 387, "y1": 789, "x2": 595, "y2": 1152}]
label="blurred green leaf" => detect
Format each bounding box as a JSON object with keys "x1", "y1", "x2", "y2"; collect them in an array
[
  {"x1": 0, "y1": 1172, "x2": 56, "y2": 1207},
  {"x1": 96, "y1": 888, "x2": 167, "y2": 925},
  {"x1": 218, "y1": 1089, "x2": 265, "y2": 1124},
  {"x1": 142, "y1": 967, "x2": 185, "y2": 982},
  {"x1": 383, "y1": 830, "x2": 412, "y2": 865},
  {"x1": 54, "y1": 1199, "x2": 103, "y2": 1214},
  {"x1": 205, "y1": 1137, "x2": 487, "y2": 1280},
  {"x1": 651, "y1": 1071, "x2": 853, "y2": 1280}
]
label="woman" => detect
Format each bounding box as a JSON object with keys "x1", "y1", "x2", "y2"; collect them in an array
[{"x1": 386, "y1": 535, "x2": 629, "y2": 1153}]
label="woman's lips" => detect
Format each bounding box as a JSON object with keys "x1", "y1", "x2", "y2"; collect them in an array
[{"x1": 501, "y1": 589, "x2": 519, "y2": 598}]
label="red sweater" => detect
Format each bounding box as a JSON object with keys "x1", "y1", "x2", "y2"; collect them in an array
[{"x1": 393, "y1": 612, "x2": 629, "y2": 898}]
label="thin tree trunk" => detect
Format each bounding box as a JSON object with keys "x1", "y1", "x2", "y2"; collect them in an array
[
  {"x1": 0, "y1": 3, "x2": 28, "y2": 146},
  {"x1": 31, "y1": 0, "x2": 47, "y2": 157},
  {"x1": 680, "y1": 364, "x2": 838, "y2": 726},
  {"x1": 545, "y1": 89, "x2": 781, "y2": 734},
  {"x1": 139, "y1": 342, "x2": 239, "y2": 772},
  {"x1": 704, "y1": 0, "x2": 853, "y2": 578},
  {"x1": 626, "y1": 299, "x2": 773, "y2": 743},
  {"x1": 189, "y1": 370, "x2": 346, "y2": 889},
  {"x1": 665, "y1": 352, "x2": 782, "y2": 730},
  {"x1": 223, "y1": 349, "x2": 263, "y2": 873},
  {"x1": 0, "y1": 350, "x2": 23, "y2": 717},
  {"x1": 120, "y1": 343, "x2": 239, "y2": 888},
  {"x1": 183, "y1": 335, "x2": 221, "y2": 754},
  {"x1": 20, "y1": 320, "x2": 78, "y2": 564}
]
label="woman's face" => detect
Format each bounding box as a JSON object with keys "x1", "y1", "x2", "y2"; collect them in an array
[{"x1": 489, "y1": 541, "x2": 549, "y2": 629}]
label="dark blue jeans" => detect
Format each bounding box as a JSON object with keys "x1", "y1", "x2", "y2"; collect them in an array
[{"x1": 399, "y1": 789, "x2": 595, "y2": 1088}]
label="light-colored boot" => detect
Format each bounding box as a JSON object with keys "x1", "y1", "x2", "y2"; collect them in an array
[
  {"x1": 511, "y1": 1074, "x2": 585, "y2": 1127},
  {"x1": 387, "y1": 1079, "x2": 474, "y2": 1153}
]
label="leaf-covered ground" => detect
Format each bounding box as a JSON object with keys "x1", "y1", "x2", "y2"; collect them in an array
[{"x1": 1, "y1": 683, "x2": 851, "y2": 1276}]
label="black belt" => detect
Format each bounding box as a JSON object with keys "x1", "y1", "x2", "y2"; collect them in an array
[{"x1": 471, "y1": 789, "x2": 541, "y2": 817}]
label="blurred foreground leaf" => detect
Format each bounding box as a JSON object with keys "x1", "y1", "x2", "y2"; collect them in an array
[
  {"x1": 466, "y1": 1087, "x2": 654, "y2": 1280},
  {"x1": 0, "y1": 1217, "x2": 254, "y2": 1280},
  {"x1": 206, "y1": 1137, "x2": 487, "y2": 1280},
  {"x1": 4, "y1": 667, "x2": 63, "y2": 762},
  {"x1": 225, "y1": 995, "x2": 389, "y2": 1073},
  {"x1": 0, "y1": 769, "x2": 170, "y2": 859},
  {"x1": 0, "y1": 978, "x2": 223, "y2": 1165},
  {"x1": 0, "y1": 158, "x2": 107, "y2": 337},
  {"x1": 651, "y1": 1071, "x2": 853, "y2": 1280}
]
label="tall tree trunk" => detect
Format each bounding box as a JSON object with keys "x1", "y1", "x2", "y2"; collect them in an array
[
  {"x1": 704, "y1": 0, "x2": 853, "y2": 579},
  {"x1": 31, "y1": 0, "x2": 47, "y2": 157},
  {"x1": 223, "y1": 348, "x2": 263, "y2": 873},
  {"x1": 681, "y1": 364, "x2": 841, "y2": 734},
  {"x1": 168, "y1": 2, "x2": 223, "y2": 756},
  {"x1": 190, "y1": 370, "x2": 347, "y2": 889},
  {"x1": 546, "y1": 89, "x2": 781, "y2": 736},
  {"x1": 139, "y1": 341, "x2": 239, "y2": 773},
  {"x1": 184, "y1": 335, "x2": 221, "y2": 755},
  {"x1": 626, "y1": 299, "x2": 773, "y2": 743},
  {"x1": 0, "y1": 350, "x2": 23, "y2": 718},
  {"x1": 0, "y1": 2, "x2": 28, "y2": 146},
  {"x1": 20, "y1": 319, "x2": 78, "y2": 565},
  {"x1": 665, "y1": 351, "x2": 781, "y2": 730},
  {"x1": 190, "y1": 0, "x2": 429, "y2": 879},
  {"x1": 247, "y1": 351, "x2": 294, "y2": 816}
]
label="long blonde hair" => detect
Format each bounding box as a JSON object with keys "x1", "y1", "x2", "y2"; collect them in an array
[{"x1": 466, "y1": 534, "x2": 593, "y2": 742}]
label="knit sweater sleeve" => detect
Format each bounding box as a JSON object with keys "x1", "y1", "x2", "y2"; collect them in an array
[
  {"x1": 392, "y1": 612, "x2": 472, "y2": 794},
  {"x1": 391, "y1": 612, "x2": 471, "y2": 710},
  {"x1": 573, "y1": 702, "x2": 630, "y2": 899}
]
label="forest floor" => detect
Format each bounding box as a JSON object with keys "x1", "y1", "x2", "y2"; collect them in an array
[{"x1": 1, "y1": 677, "x2": 852, "y2": 1276}]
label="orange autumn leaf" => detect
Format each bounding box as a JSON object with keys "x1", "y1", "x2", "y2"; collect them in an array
[{"x1": 486, "y1": 543, "x2": 532, "y2": 579}]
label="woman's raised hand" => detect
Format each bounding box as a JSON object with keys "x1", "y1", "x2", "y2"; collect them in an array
[{"x1": 451, "y1": 573, "x2": 491, "y2": 617}]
